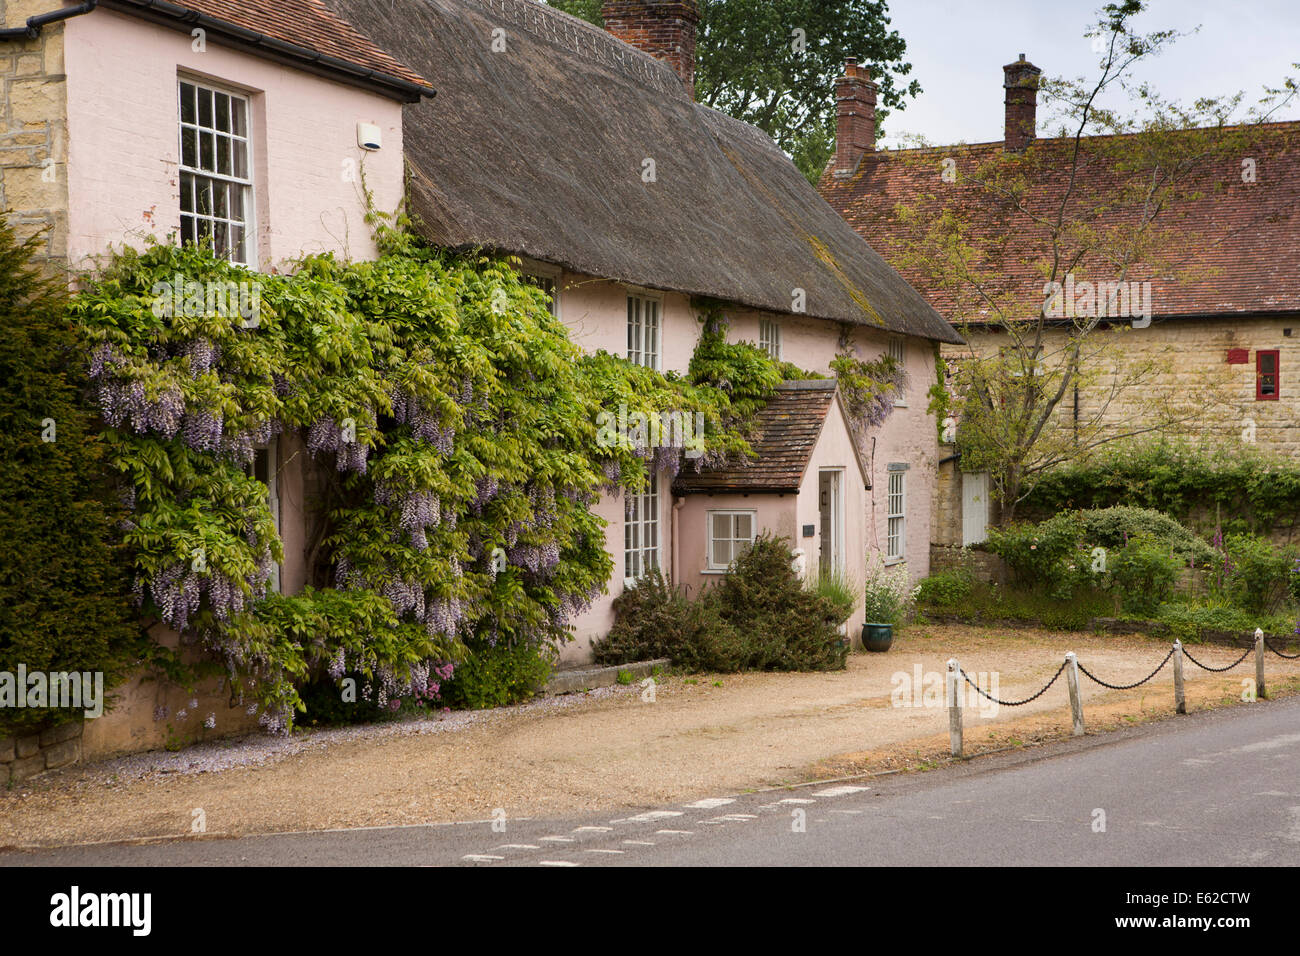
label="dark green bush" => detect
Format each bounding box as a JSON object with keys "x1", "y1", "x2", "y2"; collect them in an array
[
  {"x1": 0, "y1": 219, "x2": 142, "y2": 735},
  {"x1": 594, "y1": 535, "x2": 847, "y2": 672},
  {"x1": 439, "y1": 637, "x2": 556, "y2": 710},
  {"x1": 918, "y1": 581, "x2": 1112, "y2": 631},
  {"x1": 1221, "y1": 534, "x2": 1298, "y2": 615},
  {"x1": 914, "y1": 568, "x2": 976, "y2": 609},
  {"x1": 592, "y1": 568, "x2": 700, "y2": 666},
  {"x1": 1108, "y1": 536, "x2": 1181, "y2": 616}
]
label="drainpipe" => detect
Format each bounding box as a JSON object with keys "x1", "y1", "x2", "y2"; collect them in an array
[
  {"x1": 671, "y1": 496, "x2": 685, "y2": 588},
  {"x1": 0, "y1": 1, "x2": 98, "y2": 41}
]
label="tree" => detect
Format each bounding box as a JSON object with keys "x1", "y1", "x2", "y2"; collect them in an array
[
  {"x1": 886, "y1": 0, "x2": 1298, "y2": 522},
  {"x1": 545, "y1": 0, "x2": 920, "y2": 183},
  {"x1": 0, "y1": 218, "x2": 142, "y2": 734}
]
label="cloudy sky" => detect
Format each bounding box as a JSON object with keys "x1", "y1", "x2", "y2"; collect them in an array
[{"x1": 877, "y1": 0, "x2": 1300, "y2": 147}]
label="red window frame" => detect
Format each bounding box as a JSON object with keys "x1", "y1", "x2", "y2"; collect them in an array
[{"x1": 1256, "y1": 349, "x2": 1280, "y2": 401}]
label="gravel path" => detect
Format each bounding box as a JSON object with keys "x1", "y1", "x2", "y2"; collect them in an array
[{"x1": 2, "y1": 624, "x2": 1294, "y2": 849}]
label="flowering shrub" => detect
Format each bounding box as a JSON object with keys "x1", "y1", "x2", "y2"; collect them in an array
[
  {"x1": 67, "y1": 222, "x2": 773, "y2": 731},
  {"x1": 1107, "y1": 535, "x2": 1181, "y2": 616},
  {"x1": 862, "y1": 558, "x2": 916, "y2": 624}
]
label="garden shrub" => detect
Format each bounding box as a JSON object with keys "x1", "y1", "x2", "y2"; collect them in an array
[
  {"x1": 1155, "y1": 601, "x2": 1260, "y2": 642},
  {"x1": 1108, "y1": 535, "x2": 1180, "y2": 616},
  {"x1": 594, "y1": 536, "x2": 847, "y2": 672},
  {"x1": 592, "y1": 569, "x2": 700, "y2": 666},
  {"x1": 0, "y1": 219, "x2": 143, "y2": 735},
  {"x1": 914, "y1": 568, "x2": 975, "y2": 610},
  {"x1": 1220, "y1": 533, "x2": 1298, "y2": 615},
  {"x1": 1078, "y1": 507, "x2": 1217, "y2": 567},
  {"x1": 439, "y1": 636, "x2": 556, "y2": 710}
]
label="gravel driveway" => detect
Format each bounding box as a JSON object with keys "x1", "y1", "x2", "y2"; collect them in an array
[{"x1": 2, "y1": 624, "x2": 1295, "y2": 850}]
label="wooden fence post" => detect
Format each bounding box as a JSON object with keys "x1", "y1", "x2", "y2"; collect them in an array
[
  {"x1": 1173, "y1": 640, "x2": 1186, "y2": 715},
  {"x1": 1255, "y1": 628, "x2": 1266, "y2": 701},
  {"x1": 1065, "y1": 652, "x2": 1085, "y2": 736},
  {"x1": 947, "y1": 658, "x2": 963, "y2": 758}
]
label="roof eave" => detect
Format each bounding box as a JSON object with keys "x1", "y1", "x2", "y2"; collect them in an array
[{"x1": 103, "y1": 0, "x2": 435, "y2": 103}]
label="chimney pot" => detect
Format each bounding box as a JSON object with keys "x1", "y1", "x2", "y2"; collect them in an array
[
  {"x1": 602, "y1": 1, "x2": 701, "y2": 99},
  {"x1": 1003, "y1": 54, "x2": 1042, "y2": 153},
  {"x1": 833, "y1": 58, "x2": 878, "y2": 177}
]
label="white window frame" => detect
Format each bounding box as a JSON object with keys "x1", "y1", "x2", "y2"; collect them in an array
[
  {"x1": 627, "y1": 292, "x2": 662, "y2": 370},
  {"x1": 759, "y1": 318, "x2": 783, "y2": 361},
  {"x1": 706, "y1": 509, "x2": 757, "y2": 573},
  {"x1": 248, "y1": 442, "x2": 281, "y2": 593},
  {"x1": 888, "y1": 336, "x2": 907, "y2": 405},
  {"x1": 886, "y1": 469, "x2": 906, "y2": 565},
  {"x1": 178, "y1": 77, "x2": 256, "y2": 268},
  {"x1": 624, "y1": 472, "x2": 661, "y2": 586}
]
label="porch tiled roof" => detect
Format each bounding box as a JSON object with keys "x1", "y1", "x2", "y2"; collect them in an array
[{"x1": 674, "y1": 381, "x2": 837, "y2": 495}]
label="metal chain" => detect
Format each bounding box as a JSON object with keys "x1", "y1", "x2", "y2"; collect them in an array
[
  {"x1": 1265, "y1": 638, "x2": 1300, "y2": 660},
  {"x1": 960, "y1": 660, "x2": 1068, "y2": 707},
  {"x1": 1076, "y1": 648, "x2": 1174, "y2": 690},
  {"x1": 1182, "y1": 646, "x2": 1254, "y2": 672}
]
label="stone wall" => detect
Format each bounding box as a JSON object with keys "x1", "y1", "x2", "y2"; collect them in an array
[
  {"x1": 944, "y1": 315, "x2": 1300, "y2": 460},
  {"x1": 0, "y1": 0, "x2": 70, "y2": 265},
  {"x1": 1, "y1": 718, "x2": 82, "y2": 786}
]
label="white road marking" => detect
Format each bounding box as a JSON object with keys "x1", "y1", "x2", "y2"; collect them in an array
[
  {"x1": 538, "y1": 860, "x2": 580, "y2": 867},
  {"x1": 540, "y1": 836, "x2": 575, "y2": 843},
  {"x1": 656, "y1": 829, "x2": 695, "y2": 835},
  {"x1": 462, "y1": 854, "x2": 504, "y2": 862},
  {"x1": 779, "y1": 798, "x2": 816, "y2": 805},
  {"x1": 585, "y1": 848, "x2": 625, "y2": 854},
  {"x1": 572, "y1": 826, "x2": 614, "y2": 833},
  {"x1": 813, "y1": 785, "x2": 870, "y2": 797},
  {"x1": 830, "y1": 809, "x2": 864, "y2": 815},
  {"x1": 683, "y1": 797, "x2": 735, "y2": 809},
  {"x1": 622, "y1": 840, "x2": 656, "y2": 846},
  {"x1": 613, "y1": 810, "x2": 685, "y2": 824},
  {"x1": 494, "y1": 844, "x2": 540, "y2": 850}
]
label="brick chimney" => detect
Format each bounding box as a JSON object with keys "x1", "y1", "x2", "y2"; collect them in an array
[
  {"x1": 833, "y1": 58, "x2": 877, "y2": 177},
  {"x1": 602, "y1": 1, "x2": 701, "y2": 98},
  {"x1": 1003, "y1": 54, "x2": 1042, "y2": 153}
]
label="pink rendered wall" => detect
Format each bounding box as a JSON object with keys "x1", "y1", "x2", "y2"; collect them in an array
[{"x1": 61, "y1": 8, "x2": 406, "y2": 270}]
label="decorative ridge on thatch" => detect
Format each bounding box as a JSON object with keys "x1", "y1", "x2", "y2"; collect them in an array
[{"x1": 324, "y1": 0, "x2": 963, "y2": 344}]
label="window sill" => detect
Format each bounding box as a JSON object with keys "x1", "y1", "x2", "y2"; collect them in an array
[{"x1": 884, "y1": 558, "x2": 905, "y2": 567}]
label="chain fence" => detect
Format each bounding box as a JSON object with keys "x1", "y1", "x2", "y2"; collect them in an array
[{"x1": 944, "y1": 631, "x2": 1295, "y2": 759}]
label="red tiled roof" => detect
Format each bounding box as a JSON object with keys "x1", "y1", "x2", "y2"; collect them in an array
[
  {"x1": 820, "y1": 122, "x2": 1300, "y2": 324},
  {"x1": 110, "y1": 0, "x2": 432, "y2": 96},
  {"x1": 674, "y1": 381, "x2": 839, "y2": 494}
]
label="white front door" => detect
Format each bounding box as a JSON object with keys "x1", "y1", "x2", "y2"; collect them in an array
[
  {"x1": 962, "y1": 471, "x2": 989, "y2": 546},
  {"x1": 819, "y1": 469, "x2": 844, "y2": 575}
]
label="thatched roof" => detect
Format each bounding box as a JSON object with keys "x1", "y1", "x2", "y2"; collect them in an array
[
  {"x1": 674, "y1": 381, "x2": 870, "y2": 495},
  {"x1": 323, "y1": 0, "x2": 962, "y2": 344}
]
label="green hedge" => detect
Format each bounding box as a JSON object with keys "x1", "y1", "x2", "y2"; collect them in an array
[
  {"x1": 0, "y1": 219, "x2": 142, "y2": 735},
  {"x1": 1019, "y1": 439, "x2": 1300, "y2": 536}
]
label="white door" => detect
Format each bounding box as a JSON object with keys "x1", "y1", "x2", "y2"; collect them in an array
[
  {"x1": 819, "y1": 469, "x2": 844, "y2": 575},
  {"x1": 962, "y1": 471, "x2": 989, "y2": 546}
]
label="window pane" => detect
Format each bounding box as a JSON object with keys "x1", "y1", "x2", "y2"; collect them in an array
[
  {"x1": 180, "y1": 82, "x2": 196, "y2": 125},
  {"x1": 215, "y1": 93, "x2": 230, "y2": 133},
  {"x1": 198, "y1": 87, "x2": 213, "y2": 128},
  {"x1": 180, "y1": 172, "x2": 194, "y2": 212},
  {"x1": 200, "y1": 131, "x2": 214, "y2": 171},
  {"x1": 232, "y1": 226, "x2": 246, "y2": 265},
  {"x1": 181, "y1": 127, "x2": 196, "y2": 168},
  {"x1": 180, "y1": 215, "x2": 195, "y2": 246},
  {"x1": 735, "y1": 514, "x2": 752, "y2": 540},
  {"x1": 714, "y1": 539, "x2": 731, "y2": 567},
  {"x1": 233, "y1": 139, "x2": 248, "y2": 180},
  {"x1": 712, "y1": 513, "x2": 730, "y2": 541},
  {"x1": 214, "y1": 220, "x2": 229, "y2": 259},
  {"x1": 196, "y1": 179, "x2": 212, "y2": 216},
  {"x1": 230, "y1": 184, "x2": 244, "y2": 219},
  {"x1": 214, "y1": 180, "x2": 228, "y2": 218},
  {"x1": 216, "y1": 135, "x2": 231, "y2": 176}
]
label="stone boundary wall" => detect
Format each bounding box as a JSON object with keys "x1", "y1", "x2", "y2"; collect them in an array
[{"x1": 1, "y1": 718, "x2": 82, "y2": 786}]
